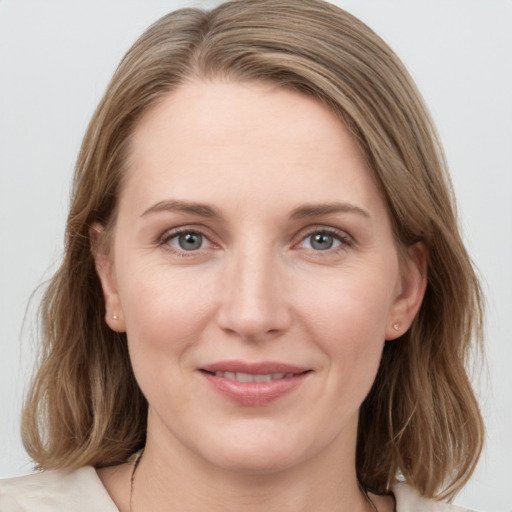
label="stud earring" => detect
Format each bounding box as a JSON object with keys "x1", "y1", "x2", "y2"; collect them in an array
[
  {"x1": 112, "y1": 314, "x2": 119, "y2": 320},
  {"x1": 393, "y1": 321, "x2": 400, "y2": 331}
]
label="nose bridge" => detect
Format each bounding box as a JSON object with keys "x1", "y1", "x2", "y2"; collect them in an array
[{"x1": 218, "y1": 239, "x2": 289, "y2": 339}]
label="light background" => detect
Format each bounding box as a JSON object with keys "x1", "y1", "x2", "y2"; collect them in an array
[{"x1": 1, "y1": 1, "x2": 511, "y2": 510}]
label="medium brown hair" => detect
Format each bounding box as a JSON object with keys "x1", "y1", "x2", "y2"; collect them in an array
[{"x1": 22, "y1": 0, "x2": 484, "y2": 499}]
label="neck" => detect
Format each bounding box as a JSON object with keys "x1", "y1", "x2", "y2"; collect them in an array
[
  {"x1": 134, "y1": 453, "x2": 370, "y2": 512},
  {"x1": 129, "y1": 413, "x2": 374, "y2": 512}
]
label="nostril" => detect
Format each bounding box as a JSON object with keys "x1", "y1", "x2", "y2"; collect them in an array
[{"x1": 216, "y1": 266, "x2": 291, "y2": 339}]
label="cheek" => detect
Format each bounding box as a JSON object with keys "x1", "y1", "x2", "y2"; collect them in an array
[
  {"x1": 296, "y1": 263, "x2": 397, "y2": 383},
  {"x1": 299, "y1": 264, "x2": 396, "y2": 342},
  {"x1": 117, "y1": 261, "x2": 216, "y2": 355}
]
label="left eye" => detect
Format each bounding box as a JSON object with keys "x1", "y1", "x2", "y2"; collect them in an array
[
  {"x1": 300, "y1": 231, "x2": 342, "y2": 251},
  {"x1": 168, "y1": 231, "x2": 208, "y2": 251}
]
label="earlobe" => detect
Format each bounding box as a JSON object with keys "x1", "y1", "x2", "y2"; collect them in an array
[
  {"x1": 386, "y1": 242, "x2": 428, "y2": 340},
  {"x1": 90, "y1": 223, "x2": 126, "y2": 333}
]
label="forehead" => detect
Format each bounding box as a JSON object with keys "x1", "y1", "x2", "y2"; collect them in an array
[
  {"x1": 130, "y1": 80, "x2": 356, "y2": 157},
  {"x1": 121, "y1": 79, "x2": 385, "y2": 219}
]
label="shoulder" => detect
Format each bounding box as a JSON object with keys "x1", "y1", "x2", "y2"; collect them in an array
[
  {"x1": 0, "y1": 466, "x2": 118, "y2": 512},
  {"x1": 393, "y1": 483, "x2": 475, "y2": 512}
]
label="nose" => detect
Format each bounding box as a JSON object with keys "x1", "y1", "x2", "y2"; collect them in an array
[{"x1": 216, "y1": 247, "x2": 291, "y2": 341}]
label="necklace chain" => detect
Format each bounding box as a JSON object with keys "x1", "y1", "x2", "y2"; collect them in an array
[
  {"x1": 358, "y1": 481, "x2": 379, "y2": 512},
  {"x1": 129, "y1": 449, "x2": 144, "y2": 512}
]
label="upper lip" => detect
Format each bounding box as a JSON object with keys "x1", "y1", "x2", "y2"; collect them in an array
[{"x1": 199, "y1": 361, "x2": 310, "y2": 375}]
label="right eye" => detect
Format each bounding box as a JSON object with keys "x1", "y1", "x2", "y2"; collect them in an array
[{"x1": 165, "y1": 230, "x2": 210, "y2": 252}]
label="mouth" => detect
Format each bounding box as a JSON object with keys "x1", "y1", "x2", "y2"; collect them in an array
[
  {"x1": 201, "y1": 370, "x2": 300, "y2": 382},
  {"x1": 198, "y1": 361, "x2": 312, "y2": 406}
]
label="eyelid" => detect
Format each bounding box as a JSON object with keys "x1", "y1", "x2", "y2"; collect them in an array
[
  {"x1": 294, "y1": 225, "x2": 354, "y2": 251},
  {"x1": 158, "y1": 225, "x2": 218, "y2": 253},
  {"x1": 156, "y1": 224, "x2": 353, "y2": 255}
]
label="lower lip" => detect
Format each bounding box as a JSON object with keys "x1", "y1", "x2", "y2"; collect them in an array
[{"x1": 200, "y1": 371, "x2": 310, "y2": 406}]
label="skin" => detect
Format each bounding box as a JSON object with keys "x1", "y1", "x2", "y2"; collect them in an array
[{"x1": 94, "y1": 80, "x2": 426, "y2": 512}]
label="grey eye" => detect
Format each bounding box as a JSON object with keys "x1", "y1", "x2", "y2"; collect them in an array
[
  {"x1": 300, "y1": 231, "x2": 342, "y2": 251},
  {"x1": 171, "y1": 232, "x2": 205, "y2": 251},
  {"x1": 309, "y1": 232, "x2": 335, "y2": 250}
]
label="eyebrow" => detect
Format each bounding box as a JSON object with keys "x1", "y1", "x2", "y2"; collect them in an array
[
  {"x1": 141, "y1": 200, "x2": 223, "y2": 219},
  {"x1": 289, "y1": 202, "x2": 370, "y2": 220},
  {"x1": 140, "y1": 199, "x2": 370, "y2": 221}
]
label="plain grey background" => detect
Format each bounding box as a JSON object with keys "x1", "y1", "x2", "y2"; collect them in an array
[{"x1": 1, "y1": 1, "x2": 511, "y2": 511}]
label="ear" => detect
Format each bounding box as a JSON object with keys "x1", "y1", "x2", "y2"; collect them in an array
[
  {"x1": 386, "y1": 242, "x2": 427, "y2": 340},
  {"x1": 90, "y1": 223, "x2": 126, "y2": 332}
]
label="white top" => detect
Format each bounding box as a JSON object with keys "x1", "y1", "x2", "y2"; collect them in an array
[{"x1": 0, "y1": 467, "x2": 474, "y2": 511}]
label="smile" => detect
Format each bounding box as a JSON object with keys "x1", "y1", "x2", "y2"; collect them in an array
[
  {"x1": 210, "y1": 371, "x2": 297, "y2": 382},
  {"x1": 199, "y1": 361, "x2": 311, "y2": 406}
]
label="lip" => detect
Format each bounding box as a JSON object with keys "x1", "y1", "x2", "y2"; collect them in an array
[{"x1": 198, "y1": 360, "x2": 311, "y2": 406}]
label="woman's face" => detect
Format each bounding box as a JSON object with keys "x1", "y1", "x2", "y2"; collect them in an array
[{"x1": 95, "y1": 80, "x2": 425, "y2": 474}]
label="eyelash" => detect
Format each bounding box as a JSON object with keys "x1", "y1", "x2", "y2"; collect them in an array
[
  {"x1": 297, "y1": 228, "x2": 353, "y2": 254},
  {"x1": 158, "y1": 227, "x2": 214, "y2": 257},
  {"x1": 158, "y1": 226, "x2": 353, "y2": 257}
]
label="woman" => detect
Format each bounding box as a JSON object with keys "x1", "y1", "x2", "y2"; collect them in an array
[{"x1": 0, "y1": 1, "x2": 484, "y2": 510}]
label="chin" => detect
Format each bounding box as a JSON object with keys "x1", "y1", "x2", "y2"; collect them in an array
[{"x1": 190, "y1": 422, "x2": 327, "y2": 476}]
